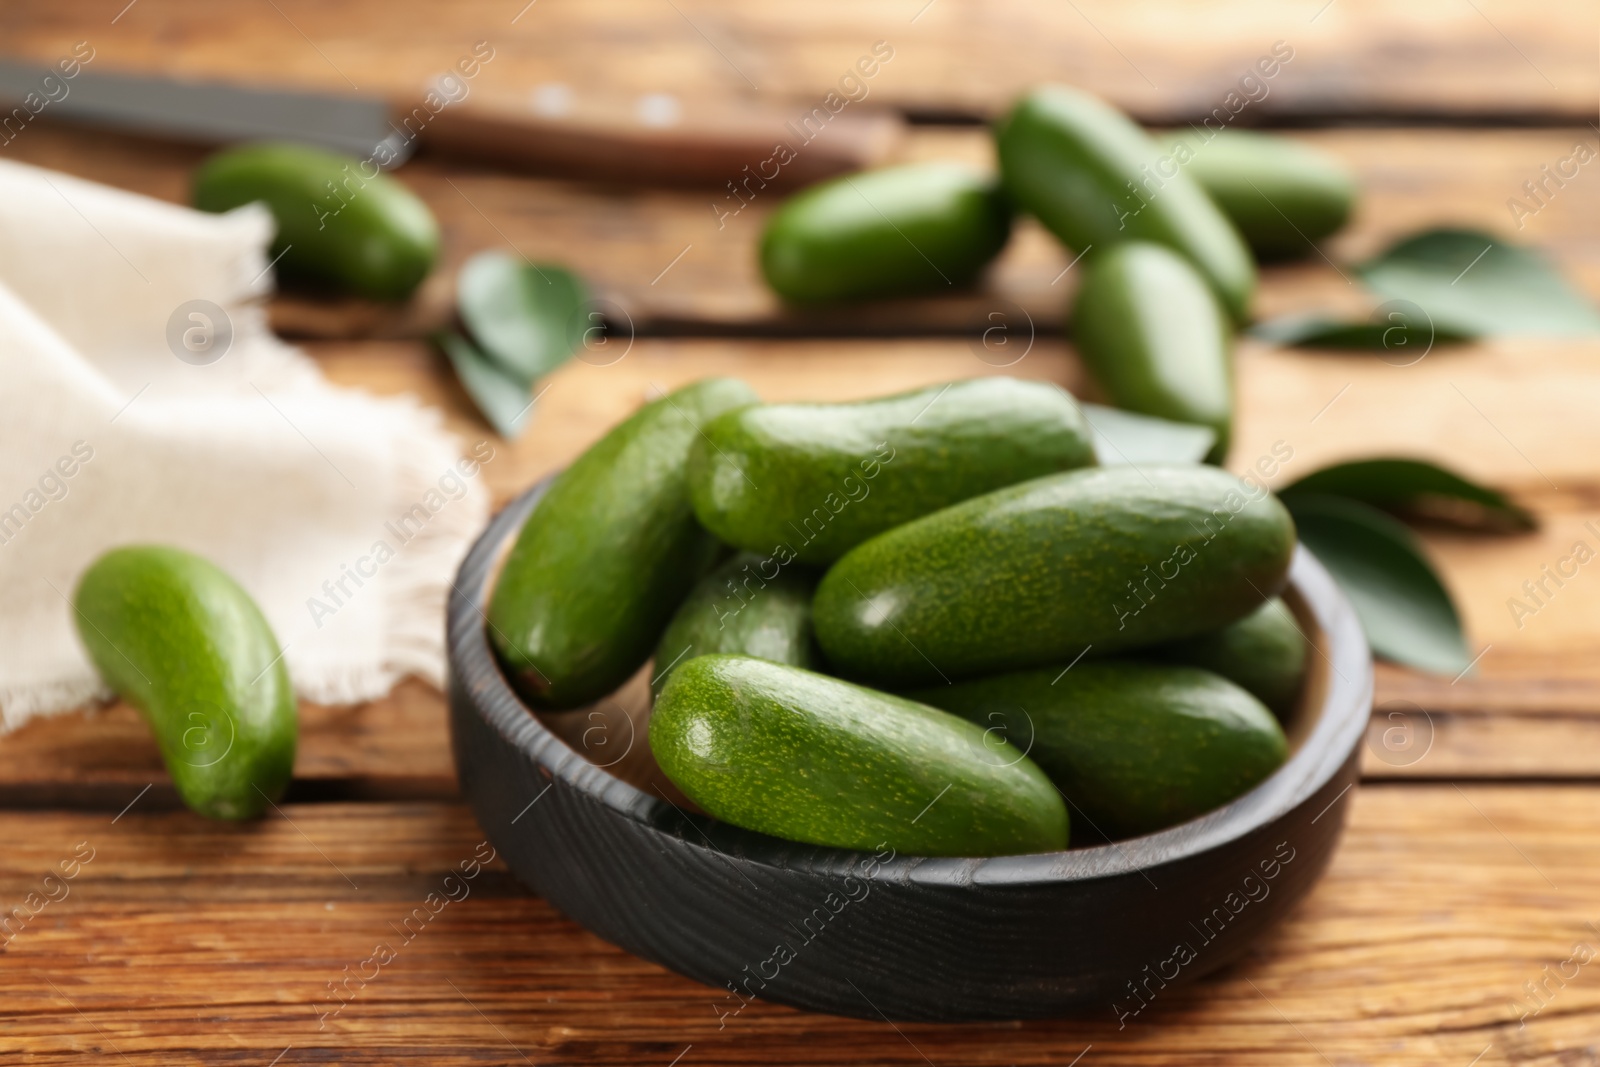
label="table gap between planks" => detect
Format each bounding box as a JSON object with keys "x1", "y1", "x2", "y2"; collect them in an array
[{"x1": 4, "y1": 3, "x2": 1600, "y2": 1063}]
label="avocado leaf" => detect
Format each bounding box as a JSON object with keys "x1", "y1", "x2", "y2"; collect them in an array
[
  {"x1": 1250, "y1": 310, "x2": 1475, "y2": 351},
  {"x1": 1357, "y1": 228, "x2": 1600, "y2": 337},
  {"x1": 1281, "y1": 457, "x2": 1535, "y2": 532},
  {"x1": 1080, "y1": 402, "x2": 1216, "y2": 466},
  {"x1": 1286, "y1": 493, "x2": 1473, "y2": 675},
  {"x1": 434, "y1": 330, "x2": 534, "y2": 439},
  {"x1": 458, "y1": 252, "x2": 590, "y2": 382}
]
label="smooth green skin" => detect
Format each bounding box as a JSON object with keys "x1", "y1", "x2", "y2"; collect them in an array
[
  {"x1": 651, "y1": 553, "x2": 819, "y2": 698},
  {"x1": 910, "y1": 662, "x2": 1287, "y2": 839},
  {"x1": 688, "y1": 378, "x2": 1097, "y2": 565},
  {"x1": 994, "y1": 85, "x2": 1256, "y2": 322},
  {"x1": 1160, "y1": 130, "x2": 1356, "y2": 261},
  {"x1": 193, "y1": 143, "x2": 439, "y2": 301},
  {"x1": 1153, "y1": 597, "x2": 1307, "y2": 718},
  {"x1": 760, "y1": 163, "x2": 1013, "y2": 302},
  {"x1": 813, "y1": 465, "x2": 1296, "y2": 688},
  {"x1": 72, "y1": 546, "x2": 296, "y2": 820},
  {"x1": 1073, "y1": 242, "x2": 1235, "y2": 463},
  {"x1": 489, "y1": 379, "x2": 757, "y2": 708},
  {"x1": 650, "y1": 655, "x2": 1069, "y2": 856}
]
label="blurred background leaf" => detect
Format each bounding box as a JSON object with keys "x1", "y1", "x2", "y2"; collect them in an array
[
  {"x1": 1357, "y1": 228, "x2": 1600, "y2": 337},
  {"x1": 1282, "y1": 457, "x2": 1535, "y2": 532},
  {"x1": 1286, "y1": 492, "x2": 1473, "y2": 676},
  {"x1": 458, "y1": 252, "x2": 590, "y2": 382},
  {"x1": 435, "y1": 330, "x2": 534, "y2": 439}
]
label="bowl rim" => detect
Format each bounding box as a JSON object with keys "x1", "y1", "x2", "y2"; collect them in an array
[{"x1": 451, "y1": 476, "x2": 1374, "y2": 889}]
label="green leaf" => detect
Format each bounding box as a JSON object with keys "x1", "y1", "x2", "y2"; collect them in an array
[
  {"x1": 1357, "y1": 228, "x2": 1600, "y2": 337},
  {"x1": 1080, "y1": 402, "x2": 1216, "y2": 466},
  {"x1": 435, "y1": 330, "x2": 534, "y2": 439},
  {"x1": 457, "y1": 252, "x2": 590, "y2": 382},
  {"x1": 1286, "y1": 493, "x2": 1472, "y2": 675},
  {"x1": 1250, "y1": 309, "x2": 1474, "y2": 351},
  {"x1": 1281, "y1": 457, "x2": 1535, "y2": 532}
]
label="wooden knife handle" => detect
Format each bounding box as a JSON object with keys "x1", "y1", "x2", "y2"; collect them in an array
[{"x1": 409, "y1": 88, "x2": 903, "y2": 188}]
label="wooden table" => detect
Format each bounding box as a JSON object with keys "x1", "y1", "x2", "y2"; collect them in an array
[{"x1": 5, "y1": 3, "x2": 1600, "y2": 1063}]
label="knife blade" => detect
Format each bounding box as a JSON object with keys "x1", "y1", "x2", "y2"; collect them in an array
[
  {"x1": 0, "y1": 58, "x2": 410, "y2": 162},
  {"x1": 0, "y1": 58, "x2": 902, "y2": 187}
]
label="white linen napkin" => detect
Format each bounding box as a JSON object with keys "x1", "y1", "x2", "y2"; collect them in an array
[{"x1": 0, "y1": 158, "x2": 487, "y2": 730}]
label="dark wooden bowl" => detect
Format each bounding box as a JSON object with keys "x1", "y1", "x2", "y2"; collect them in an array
[{"x1": 449, "y1": 478, "x2": 1373, "y2": 1023}]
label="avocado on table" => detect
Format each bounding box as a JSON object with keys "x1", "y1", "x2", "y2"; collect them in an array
[
  {"x1": 994, "y1": 84, "x2": 1256, "y2": 322},
  {"x1": 1159, "y1": 129, "x2": 1356, "y2": 260},
  {"x1": 912, "y1": 661, "x2": 1288, "y2": 839},
  {"x1": 72, "y1": 545, "x2": 296, "y2": 820},
  {"x1": 687, "y1": 377, "x2": 1097, "y2": 565},
  {"x1": 651, "y1": 552, "x2": 820, "y2": 698},
  {"x1": 812, "y1": 464, "x2": 1297, "y2": 688},
  {"x1": 489, "y1": 377, "x2": 758, "y2": 709},
  {"x1": 1073, "y1": 242, "x2": 1235, "y2": 463},
  {"x1": 193, "y1": 142, "x2": 439, "y2": 301},
  {"x1": 650, "y1": 655, "x2": 1069, "y2": 856},
  {"x1": 760, "y1": 162, "x2": 1013, "y2": 302}
]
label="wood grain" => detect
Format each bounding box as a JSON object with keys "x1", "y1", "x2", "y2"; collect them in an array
[
  {"x1": 0, "y1": 5, "x2": 1588, "y2": 1056},
  {"x1": 4, "y1": 123, "x2": 1598, "y2": 338},
  {"x1": 3, "y1": 787, "x2": 1598, "y2": 1062},
  {"x1": 3, "y1": 0, "x2": 1598, "y2": 123}
]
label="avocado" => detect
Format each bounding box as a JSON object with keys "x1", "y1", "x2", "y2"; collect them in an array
[
  {"x1": 1073, "y1": 242, "x2": 1234, "y2": 463},
  {"x1": 687, "y1": 377, "x2": 1097, "y2": 565},
  {"x1": 72, "y1": 546, "x2": 296, "y2": 820},
  {"x1": 911, "y1": 661, "x2": 1287, "y2": 839},
  {"x1": 1159, "y1": 129, "x2": 1356, "y2": 260},
  {"x1": 812, "y1": 465, "x2": 1296, "y2": 688},
  {"x1": 489, "y1": 378, "x2": 758, "y2": 708},
  {"x1": 650, "y1": 655, "x2": 1069, "y2": 856},
  {"x1": 651, "y1": 552, "x2": 820, "y2": 698},
  {"x1": 193, "y1": 142, "x2": 439, "y2": 301},
  {"x1": 1152, "y1": 596, "x2": 1307, "y2": 717},
  {"x1": 760, "y1": 162, "x2": 1013, "y2": 302},
  {"x1": 994, "y1": 85, "x2": 1256, "y2": 321}
]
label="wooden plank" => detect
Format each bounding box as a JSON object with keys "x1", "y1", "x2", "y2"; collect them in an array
[
  {"x1": 4, "y1": 0, "x2": 1598, "y2": 122},
  {"x1": 2, "y1": 787, "x2": 1598, "y2": 1063},
  {"x1": 8, "y1": 666, "x2": 1594, "y2": 814},
  {"x1": 5, "y1": 122, "x2": 1597, "y2": 338},
  {"x1": 5, "y1": 334, "x2": 1600, "y2": 798}
]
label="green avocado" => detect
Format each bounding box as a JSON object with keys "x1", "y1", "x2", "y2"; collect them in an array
[
  {"x1": 1073, "y1": 242, "x2": 1235, "y2": 463},
  {"x1": 489, "y1": 378, "x2": 758, "y2": 709},
  {"x1": 994, "y1": 85, "x2": 1256, "y2": 321},
  {"x1": 1159, "y1": 129, "x2": 1356, "y2": 260},
  {"x1": 911, "y1": 661, "x2": 1287, "y2": 839},
  {"x1": 812, "y1": 465, "x2": 1296, "y2": 688},
  {"x1": 1152, "y1": 596, "x2": 1308, "y2": 717},
  {"x1": 760, "y1": 162, "x2": 1013, "y2": 302},
  {"x1": 651, "y1": 553, "x2": 820, "y2": 698},
  {"x1": 72, "y1": 546, "x2": 296, "y2": 820},
  {"x1": 649, "y1": 655, "x2": 1069, "y2": 856},
  {"x1": 687, "y1": 378, "x2": 1097, "y2": 565},
  {"x1": 193, "y1": 142, "x2": 439, "y2": 301}
]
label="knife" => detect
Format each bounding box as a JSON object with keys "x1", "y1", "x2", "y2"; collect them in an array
[{"x1": 0, "y1": 58, "x2": 903, "y2": 188}]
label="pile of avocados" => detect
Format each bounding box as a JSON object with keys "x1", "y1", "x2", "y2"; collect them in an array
[
  {"x1": 761, "y1": 85, "x2": 1355, "y2": 463},
  {"x1": 487, "y1": 376, "x2": 1308, "y2": 858},
  {"x1": 488, "y1": 83, "x2": 1342, "y2": 858}
]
